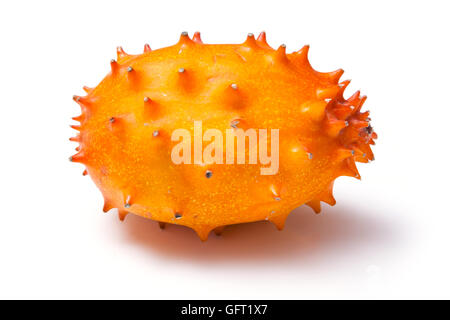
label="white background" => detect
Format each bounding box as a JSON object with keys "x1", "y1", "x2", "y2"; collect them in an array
[{"x1": 0, "y1": 0, "x2": 449, "y2": 299}]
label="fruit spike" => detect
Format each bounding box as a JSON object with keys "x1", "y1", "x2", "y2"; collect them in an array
[
  {"x1": 143, "y1": 44, "x2": 152, "y2": 53},
  {"x1": 192, "y1": 31, "x2": 202, "y2": 44},
  {"x1": 70, "y1": 32, "x2": 377, "y2": 241}
]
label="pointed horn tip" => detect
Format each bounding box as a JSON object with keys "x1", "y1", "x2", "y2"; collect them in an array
[
  {"x1": 276, "y1": 44, "x2": 287, "y2": 57},
  {"x1": 339, "y1": 79, "x2": 351, "y2": 88},
  {"x1": 110, "y1": 59, "x2": 118, "y2": 72},
  {"x1": 330, "y1": 69, "x2": 345, "y2": 81},
  {"x1": 296, "y1": 44, "x2": 310, "y2": 56},
  {"x1": 244, "y1": 33, "x2": 257, "y2": 47},
  {"x1": 268, "y1": 214, "x2": 288, "y2": 231},
  {"x1": 69, "y1": 153, "x2": 84, "y2": 163},
  {"x1": 197, "y1": 232, "x2": 210, "y2": 242},
  {"x1": 192, "y1": 31, "x2": 203, "y2": 44},
  {"x1": 179, "y1": 31, "x2": 193, "y2": 44},
  {"x1": 257, "y1": 31, "x2": 267, "y2": 43},
  {"x1": 272, "y1": 43, "x2": 284, "y2": 50},
  {"x1": 83, "y1": 86, "x2": 92, "y2": 93},
  {"x1": 116, "y1": 46, "x2": 126, "y2": 56}
]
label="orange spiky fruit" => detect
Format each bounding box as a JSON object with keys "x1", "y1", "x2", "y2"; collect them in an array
[{"x1": 70, "y1": 32, "x2": 377, "y2": 241}]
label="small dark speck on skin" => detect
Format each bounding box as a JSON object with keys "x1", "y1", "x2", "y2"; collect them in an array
[
  {"x1": 231, "y1": 120, "x2": 240, "y2": 128},
  {"x1": 175, "y1": 213, "x2": 182, "y2": 219},
  {"x1": 205, "y1": 170, "x2": 213, "y2": 178}
]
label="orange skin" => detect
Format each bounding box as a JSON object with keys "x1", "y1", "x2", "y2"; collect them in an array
[{"x1": 70, "y1": 32, "x2": 376, "y2": 241}]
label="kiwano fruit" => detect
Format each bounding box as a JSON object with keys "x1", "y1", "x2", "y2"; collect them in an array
[{"x1": 70, "y1": 32, "x2": 377, "y2": 241}]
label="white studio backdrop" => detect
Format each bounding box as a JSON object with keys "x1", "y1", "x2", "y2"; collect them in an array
[{"x1": 0, "y1": 0, "x2": 449, "y2": 299}]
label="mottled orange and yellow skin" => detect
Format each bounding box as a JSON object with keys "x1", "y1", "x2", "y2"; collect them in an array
[{"x1": 70, "y1": 32, "x2": 376, "y2": 241}]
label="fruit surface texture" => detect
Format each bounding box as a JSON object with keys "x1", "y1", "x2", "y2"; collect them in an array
[{"x1": 70, "y1": 32, "x2": 377, "y2": 241}]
